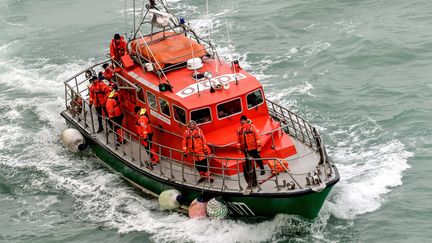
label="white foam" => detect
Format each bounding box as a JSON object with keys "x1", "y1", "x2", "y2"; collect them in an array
[
  {"x1": 321, "y1": 115, "x2": 413, "y2": 219},
  {"x1": 300, "y1": 41, "x2": 331, "y2": 57},
  {"x1": 0, "y1": 4, "x2": 414, "y2": 241}
]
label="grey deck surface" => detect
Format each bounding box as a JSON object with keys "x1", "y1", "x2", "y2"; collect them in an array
[{"x1": 68, "y1": 109, "x2": 336, "y2": 194}]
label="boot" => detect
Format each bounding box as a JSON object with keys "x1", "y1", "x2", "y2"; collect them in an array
[{"x1": 205, "y1": 171, "x2": 214, "y2": 183}]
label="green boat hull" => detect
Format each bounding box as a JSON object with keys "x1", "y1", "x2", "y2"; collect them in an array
[{"x1": 63, "y1": 112, "x2": 339, "y2": 219}]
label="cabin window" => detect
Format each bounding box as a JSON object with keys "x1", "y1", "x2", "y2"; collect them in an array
[
  {"x1": 137, "y1": 86, "x2": 145, "y2": 104},
  {"x1": 217, "y1": 98, "x2": 242, "y2": 119},
  {"x1": 128, "y1": 90, "x2": 136, "y2": 104},
  {"x1": 159, "y1": 98, "x2": 171, "y2": 117},
  {"x1": 191, "y1": 107, "x2": 212, "y2": 124},
  {"x1": 173, "y1": 105, "x2": 186, "y2": 125},
  {"x1": 247, "y1": 89, "x2": 264, "y2": 109},
  {"x1": 147, "y1": 91, "x2": 157, "y2": 110}
]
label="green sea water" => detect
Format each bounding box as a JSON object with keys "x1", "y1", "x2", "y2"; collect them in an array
[{"x1": 0, "y1": 0, "x2": 431, "y2": 242}]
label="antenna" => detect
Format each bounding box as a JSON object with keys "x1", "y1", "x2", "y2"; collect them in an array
[
  {"x1": 124, "y1": 0, "x2": 128, "y2": 38},
  {"x1": 133, "y1": 0, "x2": 136, "y2": 32}
]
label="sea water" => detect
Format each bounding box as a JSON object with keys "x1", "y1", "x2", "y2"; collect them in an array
[{"x1": 0, "y1": 0, "x2": 431, "y2": 242}]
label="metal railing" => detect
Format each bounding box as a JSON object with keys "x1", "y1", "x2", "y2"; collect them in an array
[
  {"x1": 63, "y1": 62, "x2": 330, "y2": 193},
  {"x1": 266, "y1": 99, "x2": 330, "y2": 177}
]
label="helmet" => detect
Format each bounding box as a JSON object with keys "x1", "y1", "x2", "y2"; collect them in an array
[
  {"x1": 139, "y1": 108, "x2": 147, "y2": 116},
  {"x1": 108, "y1": 90, "x2": 117, "y2": 98}
]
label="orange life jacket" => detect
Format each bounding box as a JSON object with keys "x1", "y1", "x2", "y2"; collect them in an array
[
  {"x1": 237, "y1": 123, "x2": 261, "y2": 151},
  {"x1": 268, "y1": 160, "x2": 289, "y2": 175},
  {"x1": 136, "y1": 114, "x2": 153, "y2": 145},
  {"x1": 89, "y1": 81, "x2": 110, "y2": 107},
  {"x1": 103, "y1": 66, "x2": 114, "y2": 81},
  {"x1": 110, "y1": 36, "x2": 128, "y2": 61},
  {"x1": 182, "y1": 127, "x2": 209, "y2": 157},
  {"x1": 106, "y1": 96, "x2": 122, "y2": 118}
]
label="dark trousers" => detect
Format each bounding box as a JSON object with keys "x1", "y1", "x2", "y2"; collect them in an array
[
  {"x1": 95, "y1": 106, "x2": 106, "y2": 129},
  {"x1": 195, "y1": 158, "x2": 209, "y2": 176},
  {"x1": 143, "y1": 133, "x2": 154, "y2": 160},
  {"x1": 111, "y1": 114, "x2": 124, "y2": 142},
  {"x1": 248, "y1": 149, "x2": 264, "y2": 170},
  {"x1": 243, "y1": 158, "x2": 258, "y2": 187},
  {"x1": 243, "y1": 149, "x2": 263, "y2": 187},
  {"x1": 144, "y1": 133, "x2": 153, "y2": 151}
]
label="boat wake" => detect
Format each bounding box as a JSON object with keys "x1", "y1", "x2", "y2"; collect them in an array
[
  {"x1": 0, "y1": 21, "x2": 412, "y2": 242},
  {"x1": 323, "y1": 116, "x2": 412, "y2": 219}
]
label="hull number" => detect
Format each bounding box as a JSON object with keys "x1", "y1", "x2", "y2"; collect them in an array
[{"x1": 226, "y1": 201, "x2": 255, "y2": 216}]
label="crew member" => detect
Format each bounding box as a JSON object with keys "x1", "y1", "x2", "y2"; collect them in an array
[
  {"x1": 102, "y1": 63, "x2": 114, "y2": 85},
  {"x1": 135, "y1": 106, "x2": 153, "y2": 148},
  {"x1": 135, "y1": 106, "x2": 158, "y2": 164},
  {"x1": 110, "y1": 33, "x2": 128, "y2": 63},
  {"x1": 236, "y1": 115, "x2": 265, "y2": 188},
  {"x1": 106, "y1": 90, "x2": 124, "y2": 145},
  {"x1": 89, "y1": 76, "x2": 111, "y2": 133},
  {"x1": 182, "y1": 120, "x2": 213, "y2": 183}
]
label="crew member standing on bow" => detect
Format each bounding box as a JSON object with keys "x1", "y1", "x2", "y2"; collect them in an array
[
  {"x1": 237, "y1": 115, "x2": 265, "y2": 188},
  {"x1": 106, "y1": 89, "x2": 124, "y2": 145},
  {"x1": 182, "y1": 120, "x2": 213, "y2": 183},
  {"x1": 89, "y1": 76, "x2": 111, "y2": 133},
  {"x1": 109, "y1": 33, "x2": 128, "y2": 64}
]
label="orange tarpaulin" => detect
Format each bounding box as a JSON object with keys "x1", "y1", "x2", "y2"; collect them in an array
[{"x1": 130, "y1": 32, "x2": 207, "y2": 70}]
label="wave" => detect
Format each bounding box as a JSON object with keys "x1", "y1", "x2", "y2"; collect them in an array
[
  {"x1": 0, "y1": 4, "x2": 414, "y2": 241},
  {"x1": 321, "y1": 116, "x2": 412, "y2": 219}
]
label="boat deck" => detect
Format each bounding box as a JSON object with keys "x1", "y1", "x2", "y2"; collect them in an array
[{"x1": 64, "y1": 107, "x2": 334, "y2": 195}]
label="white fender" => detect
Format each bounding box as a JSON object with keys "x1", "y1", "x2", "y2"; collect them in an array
[
  {"x1": 61, "y1": 128, "x2": 86, "y2": 152},
  {"x1": 159, "y1": 189, "x2": 182, "y2": 210}
]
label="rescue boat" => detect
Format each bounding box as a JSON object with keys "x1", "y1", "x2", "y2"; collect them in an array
[{"x1": 61, "y1": 0, "x2": 339, "y2": 219}]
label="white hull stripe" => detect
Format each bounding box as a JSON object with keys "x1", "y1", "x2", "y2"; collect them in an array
[
  {"x1": 150, "y1": 109, "x2": 171, "y2": 125},
  {"x1": 129, "y1": 71, "x2": 159, "y2": 92}
]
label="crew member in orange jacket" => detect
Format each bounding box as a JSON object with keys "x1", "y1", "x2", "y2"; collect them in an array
[
  {"x1": 182, "y1": 120, "x2": 213, "y2": 183},
  {"x1": 237, "y1": 115, "x2": 265, "y2": 188},
  {"x1": 102, "y1": 63, "x2": 114, "y2": 86},
  {"x1": 106, "y1": 90, "x2": 124, "y2": 144},
  {"x1": 134, "y1": 106, "x2": 159, "y2": 164},
  {"x1": 89, "y1": 76, "x2": 111, "y2": 133},
  {"x1": 110, "y1": 33, "x2": 127, "y2": 63},
  {"x1": 134, "y1": 106, "x2": 153, "y2": 149}
]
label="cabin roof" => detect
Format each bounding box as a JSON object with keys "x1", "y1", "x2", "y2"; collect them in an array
[
  {"x1": 130, "y1": 32, "x2": 207, "y2": 70},
  {"x1": 124, "y1": 59, "x2": 263, "y2": 110}
]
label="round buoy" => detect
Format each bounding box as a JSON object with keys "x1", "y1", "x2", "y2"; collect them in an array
[
  {"x1": 188, "y1": 198, "x2": 207, "y2": 219},
  {"x1": 61, "y1": 128, "x2": 86, "y2": 152},
  {"x1": 206, "y1": 198, "x2": 228, "y2": 219},
  {"x1": 159, "y1": 189, "x2": 182, "y2": 210}
]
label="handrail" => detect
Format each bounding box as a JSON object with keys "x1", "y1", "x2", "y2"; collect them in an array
[
  {"x1": 62, "y1": 62, "x2": 332, "y2": 192},
  {"x1": 62, "y1": 62, "x2": 328, "y2": 165},
  {"x1": 266, "y1": 98, "x2": 330, "y2": 167},
  {"x1": 64, "y1": 84, "x2": 304, "y2": 188},
  {"x1": 207, "y1": 123, "x2": 293, "y2": 148},
  {"x1": 64, "y1": 60, "x2": 110, "y2": 85}
]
